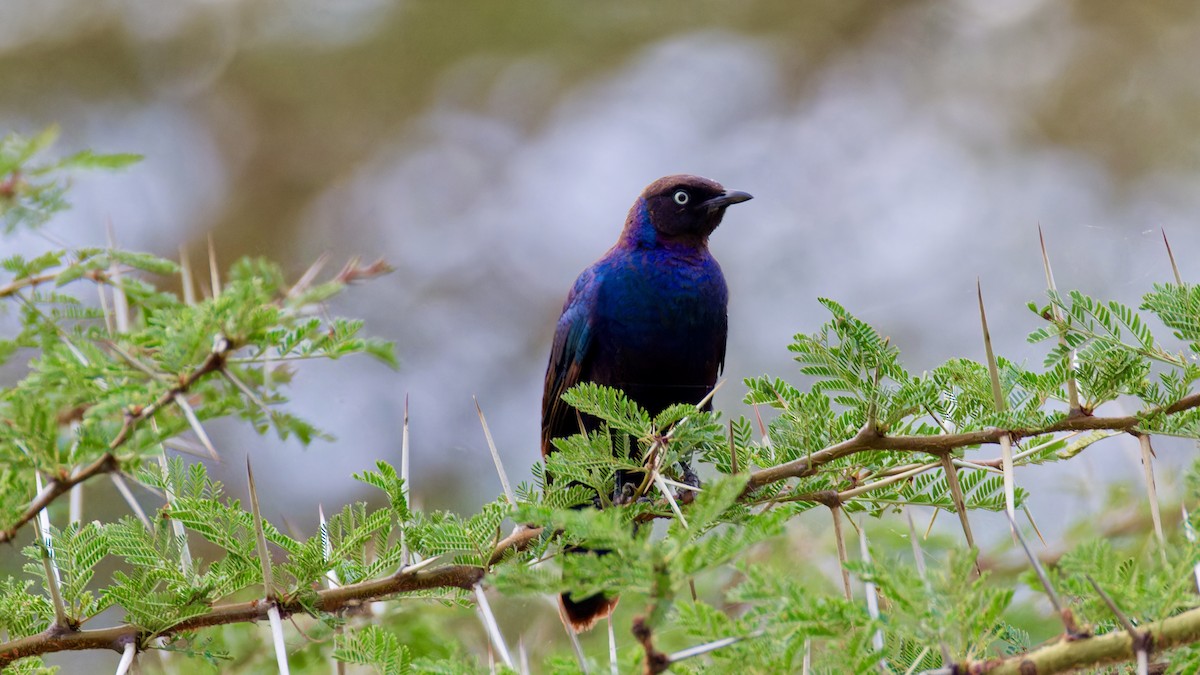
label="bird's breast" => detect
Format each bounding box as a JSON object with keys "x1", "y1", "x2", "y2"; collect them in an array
[{"x1": 590, "y1": 249, "x2": 727, "y2": 398}]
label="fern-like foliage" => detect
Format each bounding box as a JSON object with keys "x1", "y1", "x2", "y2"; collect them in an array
[
  {"x1": 7, "y1": 131, "x2": 1200, "y2": 675},
  {"x1": 333, "y1": 625, "x2": 412, "y2": 675}
]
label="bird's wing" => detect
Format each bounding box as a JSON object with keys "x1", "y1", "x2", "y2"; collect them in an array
[{"x1": 541, "y1": 268, "x2": 600, "y2": 458}]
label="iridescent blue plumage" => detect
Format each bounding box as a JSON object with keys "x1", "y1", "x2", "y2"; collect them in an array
[{"x1": 541, "y1": 174, "x2": 751, "y2": 630}]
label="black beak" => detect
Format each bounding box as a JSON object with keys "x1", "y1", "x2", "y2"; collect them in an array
[{"x1": 701, "y1": 190, "x2": 753, "y2": 213}]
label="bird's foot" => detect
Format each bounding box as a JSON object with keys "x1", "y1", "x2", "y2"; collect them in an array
[
  {"x1": 612, "y1": 470, "x2": 647, "y2": 505},
  {"x1": 675, "y1": 461, "x2": 702, "y2": 505},
  {"x1": 612, "y1": 481, "x2": 637, "y2": 506}
]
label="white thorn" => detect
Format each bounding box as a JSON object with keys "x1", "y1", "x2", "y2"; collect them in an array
[
  {"x1": 68, "y1": 464, "x2": 83, "y2": 527},
  {"x1": 654, "y1": 471, "x2": 687, "y2": 529},
  {"x1": 666, "y1": 629, "x2": 765, "y2": 663},
  {"x1": 179, "y1": 245, "x2": 196, "y2": 306},
  {"x1": 473, "y1": 583, "x2": 513, "y2": 669},
  {"x1": 1138, "y1": 435, "x2": 1167, "y2": 566},
  {"x1": 114, "y1": 641, "x2": 136, "y2": 675},
  {"x1": 107, "y1": 220, "x2": 130, "y2": 333},
  {"x1": 518, "y1": 635, "x2": 531, "y2": 675},
  {"x1": 555, "y1": 597, "x2": 589, "y2": 674},
  {"x1": 111, "y1": 472, "x2": 151, "y2": 530},
  {"x1": 401, "y1": 394, "x2": 410, "y2": 569},
  {"x1": 174, "y1": 393, "x2": 220, "y2": 461},
  {"x1": 207, "y1": 233, "x2": 222, "y2": 297},
  {"x1": 608, "y1": 615, "x2": 618, "y2": 675},
  {"x1": 267, "y1": 604, "x2": 291, "y2": 674},
  {"x1": 1183, "y1": 504, "x2": 1200, "y2": 592},
  {"x1": 319, "y1": 505, "x2": 338, "y2": 589},
  {"x1": 474, "y1": 397, "x2": 516, "y2": 505},
  {"x1": 858, "y1": 522, "x2": 885, "y2": 670},
  {"x1": 1000, "y1": 433, "x2": 1016, "y2": 526}
]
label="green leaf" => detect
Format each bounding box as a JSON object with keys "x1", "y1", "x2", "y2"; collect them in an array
[{"x1": 55, "y1": 150, "x2": 143, "y2": 171}]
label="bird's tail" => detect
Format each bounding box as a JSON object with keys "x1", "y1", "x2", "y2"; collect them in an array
[
  {"x1": 560, "y1": 591, "x2": 619, "y2": 632},
  {"x1": 559, "y1": 543, "x2": 620, "y2": 632}
]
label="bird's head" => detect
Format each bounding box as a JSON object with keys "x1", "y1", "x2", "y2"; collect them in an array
[{"x1": 623, "y1": 174, "x2": 752, "y2": 248}]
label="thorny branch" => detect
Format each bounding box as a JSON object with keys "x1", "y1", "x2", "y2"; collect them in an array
[
  {"x1": 0, "y1": 563, "x2": 488, "y2": 667},
  {"x1": 743, "y1": 389, "x2": 1200, "y2": 493},
  {"x1": 962, "y1": 603, "x2": 1200, "y2": 674},
  {"x1": 4, "y1": 346, "x2": 1200, "y2": 668},
  {"x1": 0, "y1": 341, "x2": 233, "y2": 544}
]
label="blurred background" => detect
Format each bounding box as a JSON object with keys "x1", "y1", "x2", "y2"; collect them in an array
[{"x1": 3, "y1": 0, "x2": 1200, "y2": 651}]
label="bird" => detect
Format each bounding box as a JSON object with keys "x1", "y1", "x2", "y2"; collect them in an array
[{"x1": 541, "y1": 174, "x2": 751, "y2": 631}]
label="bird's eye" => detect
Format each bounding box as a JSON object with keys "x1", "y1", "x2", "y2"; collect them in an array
[{"x1": 673, "y1": 190, "x2": 690, "y2": 205}]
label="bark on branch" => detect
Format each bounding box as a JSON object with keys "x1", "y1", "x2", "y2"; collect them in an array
[
  {"x1": 0, "y1": 343, "x2": 230, "y2": 544},
  {"x1": 744, "y1": 390, "x2": 1200, "y2": 492}
]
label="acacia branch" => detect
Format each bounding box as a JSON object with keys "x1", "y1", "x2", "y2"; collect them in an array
[
  {"x1": 0, "y1": 563, "x2": 486, "y2": 667},
  {"x1": 0, "y1": 268, "x2": 117, "y2": 299},
  {"x1": 0, "y1": 343, "x2": 231, "y2": 544},
  {"x1": 743, "y1": 390, "x2": 1200, "y2": 492},
  {"x1": 966, "y1": 603, "x2": 1200, "y2": 674},
  {"x1": 3, "y1": 374, "x2": 1199, "y2": 670}
]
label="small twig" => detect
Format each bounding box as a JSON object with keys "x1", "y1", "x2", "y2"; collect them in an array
[
  {"x1": 1, "y1": 452, "x2": 119, "y2": 544},
  {"x1": 657, "y1": 475, "x2": 703, "y2": 493},
  {"x1": 632, "y1": 616, "x2": 670, "y2": 675},
  {"x1": 68, "y1": 476, "x2": 83, "y2": 528},
  {"x1": 839, "y1": 461, "x2": 935, "y2": 500}
]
